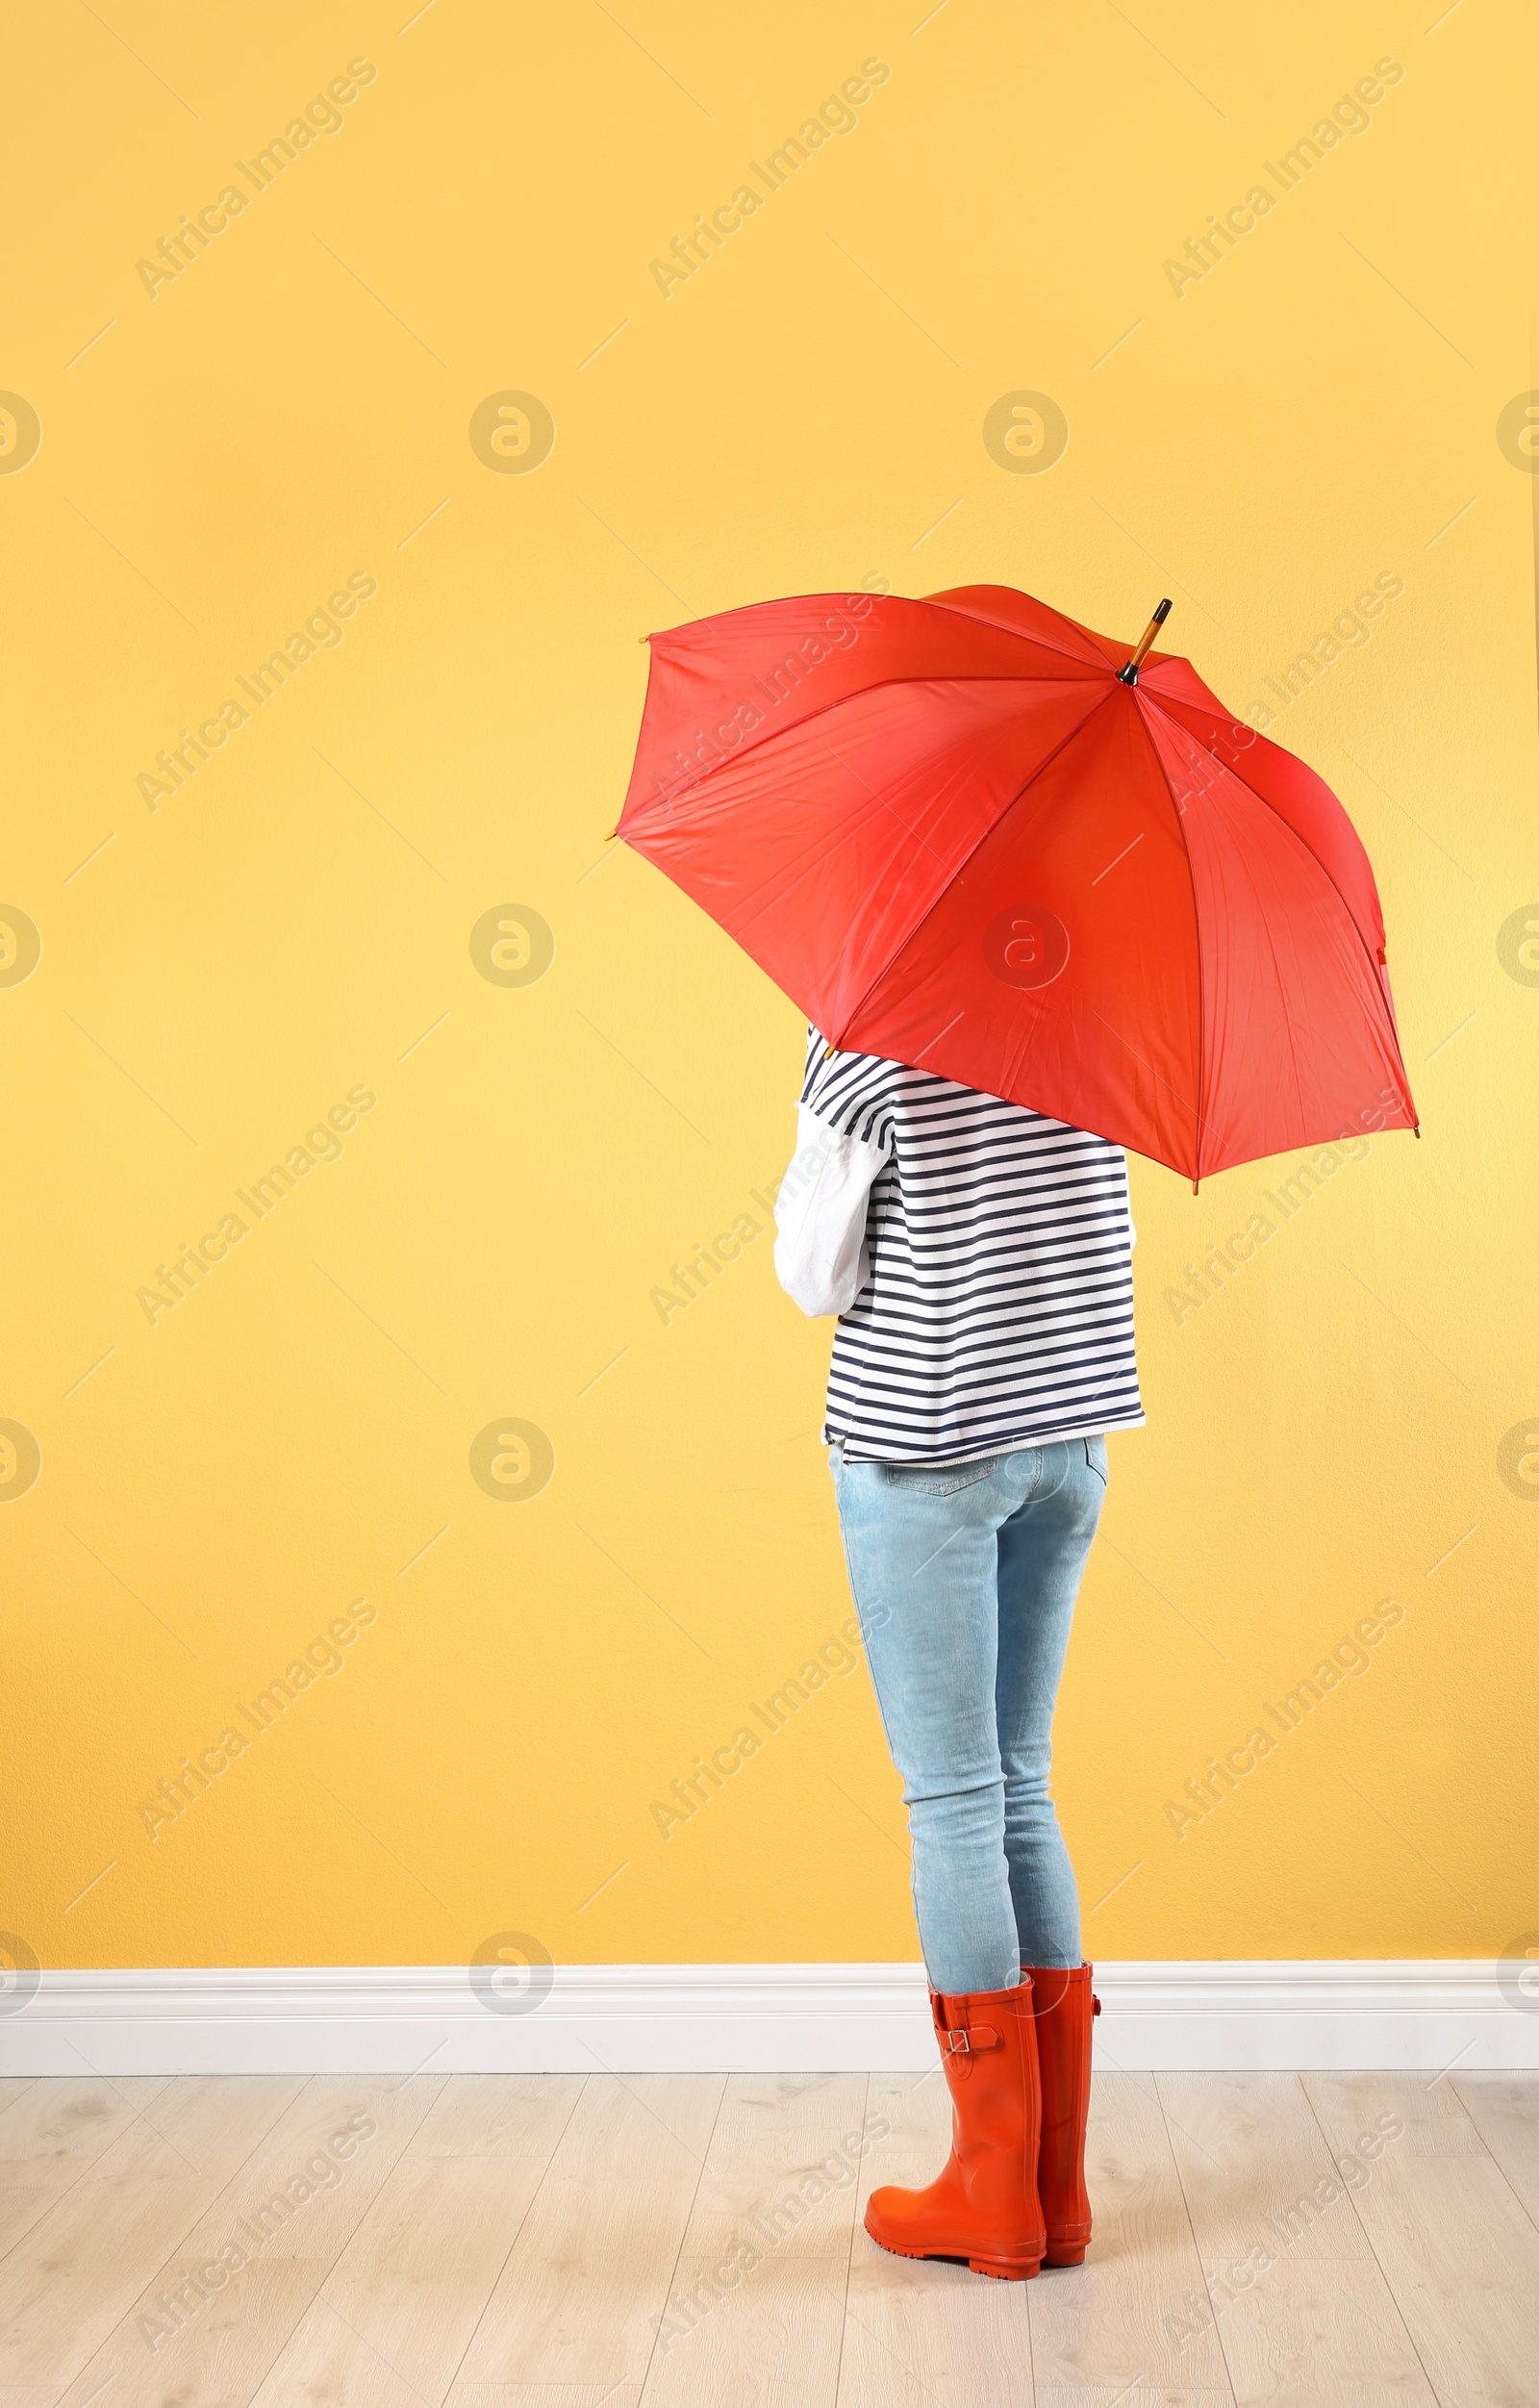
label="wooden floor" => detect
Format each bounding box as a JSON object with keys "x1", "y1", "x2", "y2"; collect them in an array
[{"x1": 0, "y1": 2064, "x2": 1535, "y2": 2405}]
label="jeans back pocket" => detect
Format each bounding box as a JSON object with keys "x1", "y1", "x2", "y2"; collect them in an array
[{"x1": 880, "y1": 1457, "x2": 1000, "y2": 1497}]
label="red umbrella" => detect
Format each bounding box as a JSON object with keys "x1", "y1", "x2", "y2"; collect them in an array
[{"x1": 611, "y1": 584, "x2": 1417, "y2": 1185}]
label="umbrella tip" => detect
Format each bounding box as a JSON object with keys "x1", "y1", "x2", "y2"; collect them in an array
[{"x1": 605, "y1": 826, "x2": 618, "y2": 841}]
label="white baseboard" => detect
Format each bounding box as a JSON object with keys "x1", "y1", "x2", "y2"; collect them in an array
[{"x1": 1, "y1": 1962, "x2": 1532, "y2": 2077}]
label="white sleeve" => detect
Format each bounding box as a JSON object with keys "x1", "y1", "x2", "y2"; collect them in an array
[{"x1": 772, "y1": 1103, "x2": 887, "y2": 1318}]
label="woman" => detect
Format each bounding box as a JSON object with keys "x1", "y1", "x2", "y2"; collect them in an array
[{"x1": 773, "y1": 1025, "x2": 1142, "y2": 2281}]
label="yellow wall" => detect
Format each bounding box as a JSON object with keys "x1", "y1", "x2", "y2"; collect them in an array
[{"x1": 3, "y1": 0, "x2": 1533, "y2": 1976}]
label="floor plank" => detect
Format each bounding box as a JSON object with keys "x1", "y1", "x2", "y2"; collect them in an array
[
  {"x1": 78, "y1": 2259, "x2": 326, "y2": 2407},
  {"x1": 683, "y1": 2069, "x2": 869, "y2": 2259},
  {"x1": 0, "y1": 2075, "x2": 170, "y2": 2258},
  {"x1": 1306, "y1": 2073, "x2": 1539, "y2": 2408},
  {"x1": 1157, "y1": 2073, "x2": 1375, "y2": 2263},
  {"x1": 1158, "y1": 2072, "x2": 1434, "y2": 2405},
  {"x1": 0, "y1": 2082, "x2": 38, "y2": 2129},
  {"x1": 1034, "y1": 2393, "x2": 1232, "y2": 2408},
  {"x1": 643, "y1": 2252, "x2": 852, "y2": 2407},
  {"x1": 452, "y1": 2073, "x2": 726, "y2": 2396},
  {"x1": 447, "y1": 2389, "x2": 642, "y2": 2408},
  {"x1": 1450, "y1": 2074, "x2": 1539, "y2": 2231},
  {"x1": 0, "y1": 2075, "x2": 300, "y2": 2390},
  {"x1": 1027, "y1": 2071, "x2": 1234, "y2": 2400},
  {"x1": 251, "y1": 2148, "x2": 567, "y2": 2406},
  {"x1": 405, "y1": 2071, "x2": 585, "y2": 2163},
  {"x1": 50, "y1": 2069, "x2": 442, "y2": 2405},
  {"x1": 635, "y1": 2073, "x2": 866, "y2": 2404},
  {"x1": 1190, "y1": 2260, "x2": 1440, "y2": 2408}
]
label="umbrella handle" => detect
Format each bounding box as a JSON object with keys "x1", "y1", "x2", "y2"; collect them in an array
[{"x1": 1118, "y1": 598, "x2": 1173, "y2": 685}]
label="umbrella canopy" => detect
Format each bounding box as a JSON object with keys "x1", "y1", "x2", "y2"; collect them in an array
[{"x1": 613, "y1": 583, "x2": 1417, "y2": 1183}]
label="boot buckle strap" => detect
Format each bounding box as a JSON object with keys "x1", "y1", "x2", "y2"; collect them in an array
[{"x1": 946, "y1": 2020, "x2": 1001, "y2": 2054}]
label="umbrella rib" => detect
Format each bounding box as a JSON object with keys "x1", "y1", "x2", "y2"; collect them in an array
[
  {"x1": 1139, "y1": 692, "x2": 1416, "y2": 1128},
  {"x1": 1146, "y1": 688, "x2": 1397, "y2": 968},
  {"x1": 669, "y1": 681, "x2": 1116, "y2": 1052},
  {"x1": 1230, "y1": 846, "x2": 1312, "y2": 1133},
  {"x1": 908, "y1": 594, "x2": 1121, "y2": 672},
  {"x1": 643, "y1": 586, "x2": 1110, "y2": 672},
  {"x1": 826, "y1": 684, "x2": 1123, "y2": 1051},
  {"x1": 1124, "y1": 699, "x2": 1210, "y2": 1182},
  {"x1": 1087, "y1": 1005, "x2": 1204, "y2": 1140},
  {"x1": 1141, "y1": 692, "x2": 1387, "y2": 976},
  {"x1": 724, "y1": 787, "x2": 941, "y2": 955},
  {"x1": 623, "y1": 668, "x2": 1107, "y2": 830},
  {"x1": 639, "y1": 694, "x2": 971, "y2": 949}
]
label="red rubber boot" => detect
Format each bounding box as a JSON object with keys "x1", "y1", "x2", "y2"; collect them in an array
[
  {"x1": 864, "y1": 1979, "x2": 1046, "y2": 2280},
  {"x1": 1024, "y1": 1963, "x2": 1099, "y2": 2266}
]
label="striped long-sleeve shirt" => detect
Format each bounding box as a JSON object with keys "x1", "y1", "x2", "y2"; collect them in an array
[{"x1": 773, "y1": 1027, "x2": 1145, "y2": 1464}]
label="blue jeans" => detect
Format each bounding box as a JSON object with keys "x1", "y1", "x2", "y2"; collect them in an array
[{"x1": 830, "y1": 1437, "x2": 1108, "y2": 1997}]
